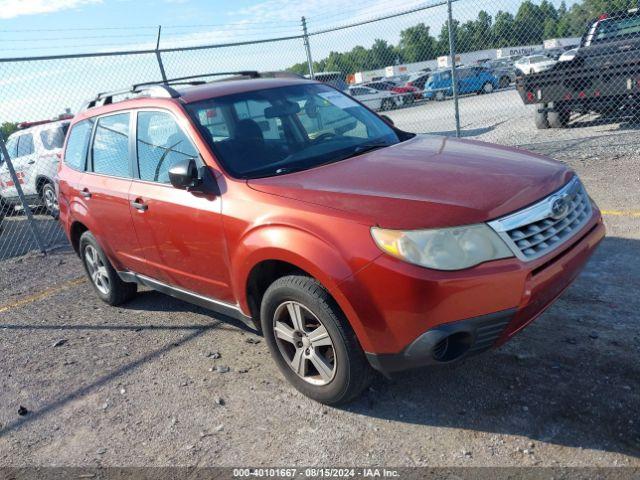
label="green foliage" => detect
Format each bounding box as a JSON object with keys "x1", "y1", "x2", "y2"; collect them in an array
[
  {"x1": 0, "y1": 122, "x2": 18, "y2": 141},
  {"x1": 289, "y1": 0, "x2": 636, "y2": 76}
]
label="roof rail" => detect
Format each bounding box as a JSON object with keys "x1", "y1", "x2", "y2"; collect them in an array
[{"x1": 80, "y1": 70, "x2": 305, "y2": 112}]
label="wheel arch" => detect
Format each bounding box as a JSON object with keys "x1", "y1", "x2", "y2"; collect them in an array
[{"x1": 233, "y1": 225, "x2": 368, "y2": 345}]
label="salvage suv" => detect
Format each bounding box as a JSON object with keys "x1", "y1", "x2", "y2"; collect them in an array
[
  {"x1": 1, "y1": 117, "x2": 71, "y2": 218},
  {"x1": 58, "y1": 72, "x2": 605, "y2": 404}
]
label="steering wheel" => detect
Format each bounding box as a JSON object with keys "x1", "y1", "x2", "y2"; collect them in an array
[{"x1": 312, "y1": 132, "x2": 338, "y2": 143}]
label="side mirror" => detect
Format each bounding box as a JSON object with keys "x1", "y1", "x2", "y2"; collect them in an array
[
  {"x1": 380, "y1": 115, "x2": 394, "y2": 126},
  {"x1": 169, "y1": 158, "x2": 200, "y2": 190}
]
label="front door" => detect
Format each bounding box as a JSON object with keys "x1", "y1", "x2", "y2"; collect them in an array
[
  {"x1": 0, "y1": 133, "x2": 37, "y2": 200},
  {"x1": 128, "y1": 110, "x2": 233, "y2": 303}
]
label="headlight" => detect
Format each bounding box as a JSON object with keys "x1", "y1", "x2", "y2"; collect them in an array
[{"x1": 371, "y1": 224, "x2": 513, "y2": 271}]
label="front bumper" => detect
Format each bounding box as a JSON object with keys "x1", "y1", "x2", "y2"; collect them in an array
[{"x1": 342, "y1": 213, "x2": 605, "y2": 375}]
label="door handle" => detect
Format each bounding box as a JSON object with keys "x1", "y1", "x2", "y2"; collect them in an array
[
  {"x1": 81, "y1": 188, "x2": 91, "y2": 199},
  {"x1": 27, "y1": 160, "x2": 35, "y2": 165},
  {"x1": 131, "y1": 199, "x2": 148, "y2": 212}
]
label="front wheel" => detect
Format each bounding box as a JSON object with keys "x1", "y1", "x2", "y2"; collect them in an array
[
  {"x1": 79, "y1": 231, "x2": 137, "y2": 306},
  {"x1": 381, "y1": 99, "x2": 395, "y2": 111},
  {"x1": 261, "y1": 275, "x2": 374, "y2": 405},
  {"x1": 435, "y1": 91, "x2": 445, "y2": 102},
  {"x1": 482, "y1": 82, "x2": 494, "y2": 94}
]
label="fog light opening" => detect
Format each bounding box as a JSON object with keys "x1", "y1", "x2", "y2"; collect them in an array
[{"x1": 432, "y1": 332, "x2": 473, "y2": 362}]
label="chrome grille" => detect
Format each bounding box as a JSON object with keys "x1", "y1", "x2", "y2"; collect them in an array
[{"x1": 487, "y1": 177, "x2": 593, "y2": 262}]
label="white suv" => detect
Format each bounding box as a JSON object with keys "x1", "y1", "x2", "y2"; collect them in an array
[{"x1": 0, "y1": 118, "x2": 70, "y2": 218}]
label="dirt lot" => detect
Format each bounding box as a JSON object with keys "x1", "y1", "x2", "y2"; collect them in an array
[{"x1": 0, "y1": 90, "x2": 639, "y2": 467}]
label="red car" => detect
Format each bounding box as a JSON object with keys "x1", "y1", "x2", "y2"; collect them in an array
[
  {"x1": 364, "y1": 81, "x2": 422, "y2": 104},
  {"x1": 58, "y1": 73, "x2": 604, "y2": 405}
]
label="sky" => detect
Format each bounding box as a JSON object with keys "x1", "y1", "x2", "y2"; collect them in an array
[{"x1": 0, "y1": 0, "x2": 580, "y2": 122}]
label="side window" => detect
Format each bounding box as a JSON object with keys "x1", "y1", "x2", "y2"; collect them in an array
[
  {"x1": 92, "y1": 113, "x2": 131, "y2": 178},
  {"x1": 64, "y1": 119, "x2": 94, "y2": 171},
  {"x1": 137, "y1": 111, "x2": 199, "y2": 184},
  {"x1": 16, "y1": 134, "x2": 34, "y2": 157}
]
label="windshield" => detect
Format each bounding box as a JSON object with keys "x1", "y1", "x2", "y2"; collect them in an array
[{"x1": 186, "y1": 83, "x2": 404, "y2": 179}]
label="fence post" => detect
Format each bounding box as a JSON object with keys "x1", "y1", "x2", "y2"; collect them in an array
[
  {"x1": 447, "y1": 0, "x2": 461, "y2": 138},
  {"x1": 301, "y1": 17, "x2": 315, "y2": 79},
  {"x1": 155, "y1": 25, "x2": 168, "y2": 83},
  {"x1": 0, "y1": 135, "x2": 47, "y2": 254}
]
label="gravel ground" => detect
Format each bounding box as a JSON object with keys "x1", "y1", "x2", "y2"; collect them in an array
[{"x1": 0, "y1": 88, "x2": 638, "y2": 468}]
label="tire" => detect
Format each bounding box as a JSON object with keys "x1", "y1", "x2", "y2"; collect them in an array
[
  {"x1": 40, "y1": 182, "x2": 59, "y2": 219},
  {"x1": 548, "y1": 108, "x2": 570, "y2": 128},
  {"x1": 381, "y1": 99, "x2": 395, "y2": 111},
  {"x1": 261, "y1": 275, "x2": 374, "y2": 405},
  {"x1": 499, "y1": 76, "x2": 511, "y2": 89},
  {"x1": 79, "y1": 231, "x2": 137, "y2": 306},
  {"x1": 435, "y1": 91, "x2": 445, "y2": 102},
  {"x1": 482, "y1": 82, "x2": 494, "y2": 94},
  {"x1": 535, "y1": 109, "x2": 549, "y2": 129}
]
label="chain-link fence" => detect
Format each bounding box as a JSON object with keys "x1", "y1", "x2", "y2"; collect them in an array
[{"x1": 1, "y1": 0, "x2": 638, "y2": 261}]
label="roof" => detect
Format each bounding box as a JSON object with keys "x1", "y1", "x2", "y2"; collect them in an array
[{"x1": 177, "y1": 77, "x2": 315, "y2": 104}]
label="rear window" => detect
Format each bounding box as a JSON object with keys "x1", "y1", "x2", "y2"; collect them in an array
[
  {"x1": 92, "y1": 113, "x2": 131, "y2": 178},
  {"x1": 40, "y1": 123, "x2": 70, "y2": 150},
  {"x1": 594, "y1": 15, "x2": 640, "y2": 43},
  {"x1": 64, "y1": 119, "x2": 94, "y2": 171}
]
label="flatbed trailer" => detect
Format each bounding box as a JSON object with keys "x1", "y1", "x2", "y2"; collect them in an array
[{"x1": 516, "y1": 8, "x2": 640, "y2": 128}]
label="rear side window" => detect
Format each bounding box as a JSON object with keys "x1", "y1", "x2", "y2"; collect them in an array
[
  {"x1": 92, "y1": 113, "x2": 131, "y2": 178},
  {"x1": 64, "y1": 120, "x2": 94, "y2": 171},
  {"x1": 16, "y1": 134, "x2": 34, "y2": 157},
  {"x1": 136, "y1": 111, "x2": 198, "y2": 183},
  {"x1": 40, "y1": 124, "x2": 69, "y2": 150}
]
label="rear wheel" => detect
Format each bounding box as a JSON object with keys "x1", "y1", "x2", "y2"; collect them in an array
[
  {"x1": 381, "y1": 98, "x2": 395, "y2": 111},
  {"x1": 548, "y1": 106, "x2": 571, "y2": 128},
  {"x1": 481, "y1": 82, "x2": 494, "y2": 94},
  {"x1": 535, "y1": 109, "x2": 549, "y2": 129},
  {"x1": 261, "y1": 275, "x2": 374, "y2": 405},
  {"x1": 435, "y1": 91, "x2": 445, "y2": 102},
  {"x1": 499, "y1": 76, "x2": 511, "y2": 89},
  {"x1": 41, "y1": 182, "x2": 59, "y2": 219},
  {"x1": 79, "y1": 231, "x2": 137, "y2": 306}
]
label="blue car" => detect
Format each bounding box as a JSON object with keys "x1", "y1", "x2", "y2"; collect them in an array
[{"x1": 424, "y1": 67, "x2": 499, "y2": 100}]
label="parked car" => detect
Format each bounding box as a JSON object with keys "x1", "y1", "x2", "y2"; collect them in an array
[
  {"x1": 405, "y1": 71, "x2": 431, "y2": 91},
  {"x1": 514, "y1": 55, "x2": 557, "y2": 74},
  {"x1": 424, "y1": 67, "x2": 499, "y2": 100},
  {"x1": 363, "y1": 81, "x2": 422, "y2": 105},
  {"x1": 58, "y1": 73, "x2": 605, "y2": 405},
  {"x1": 480, "y1": 59, "x2": 516, "y2": 88},
  {"x1": 0, "y1": 117, "x2": 71, "y2": 218},
  {"x1": 347, "y1": 85, "x2": 401, "y2": 110}
]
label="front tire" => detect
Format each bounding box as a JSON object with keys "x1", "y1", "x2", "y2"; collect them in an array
[
  {"x1": 261, "y1": 275, "x2": 374, "y2": 405},
  {"x1": 79, "y1": 231, "x2": 137, "y2": 306},
  {"x1": 435, "y1": 91, "x2": 445, "y2": 102},
  {"x1": 482, "y1": 82, "x2": 494, "y2": 94}
]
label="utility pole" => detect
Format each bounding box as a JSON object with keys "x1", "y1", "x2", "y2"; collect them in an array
[
  {"x1": 447, "y1": 0, "x2": 461, "y2": 138},
  {"x1": 301, "y1": 17, "x2": 315, "y2": 79}
]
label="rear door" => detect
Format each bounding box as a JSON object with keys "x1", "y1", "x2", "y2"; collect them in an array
[
  {"x1": 128, "y1": 109, "x2": 233, "y2": 302},
  {"x1": 0, "y1": 135, "x2": 19, "y2": 200},
  {"x1": 84, "y1": 112, "x2": 145, "y2": 272}
]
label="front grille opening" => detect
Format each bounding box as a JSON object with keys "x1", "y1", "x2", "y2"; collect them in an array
[
  {"x1": 432, "y1": 332, "x2": 473, "y2": 362},
  {"x1": 503, "y1": 181, "x2": 592, "y2": 261}
]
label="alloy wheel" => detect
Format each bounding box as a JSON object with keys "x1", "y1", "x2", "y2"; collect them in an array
[
  {"x1": 84, "y1": 245, "x2": 110, "y2": 295},
  {"x1": 43, "y1": 185, "x2": 58, "y2": 213},
  {"x1": 272, "y1": 301, "x2": 336, "y2": 386}
]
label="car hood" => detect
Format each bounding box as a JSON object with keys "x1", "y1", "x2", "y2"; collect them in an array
[{"x1": 247, "y1": 135, "x2": 573, "y2": 230}]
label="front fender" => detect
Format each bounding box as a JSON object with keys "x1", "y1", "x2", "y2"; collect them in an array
[{"x1": 231, "y1": 224, "x2": 378, "y2": 351}]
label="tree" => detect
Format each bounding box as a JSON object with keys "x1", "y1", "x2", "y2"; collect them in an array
[
  {"x1": 0, "y1": 122, "x2": 18, "y2": 141},
  {"x1": 398, "y1": 23, "x2": 436, "y2": 63},
  {"x1": 493, "y1": 11, "x2": 516, "y2": 47},
  {"x1": 514, "y1": 1, "x2": 545, "y2": 44},
  {"x1": 368, "y1": 39, "x2": 397, "y2": 69}
]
